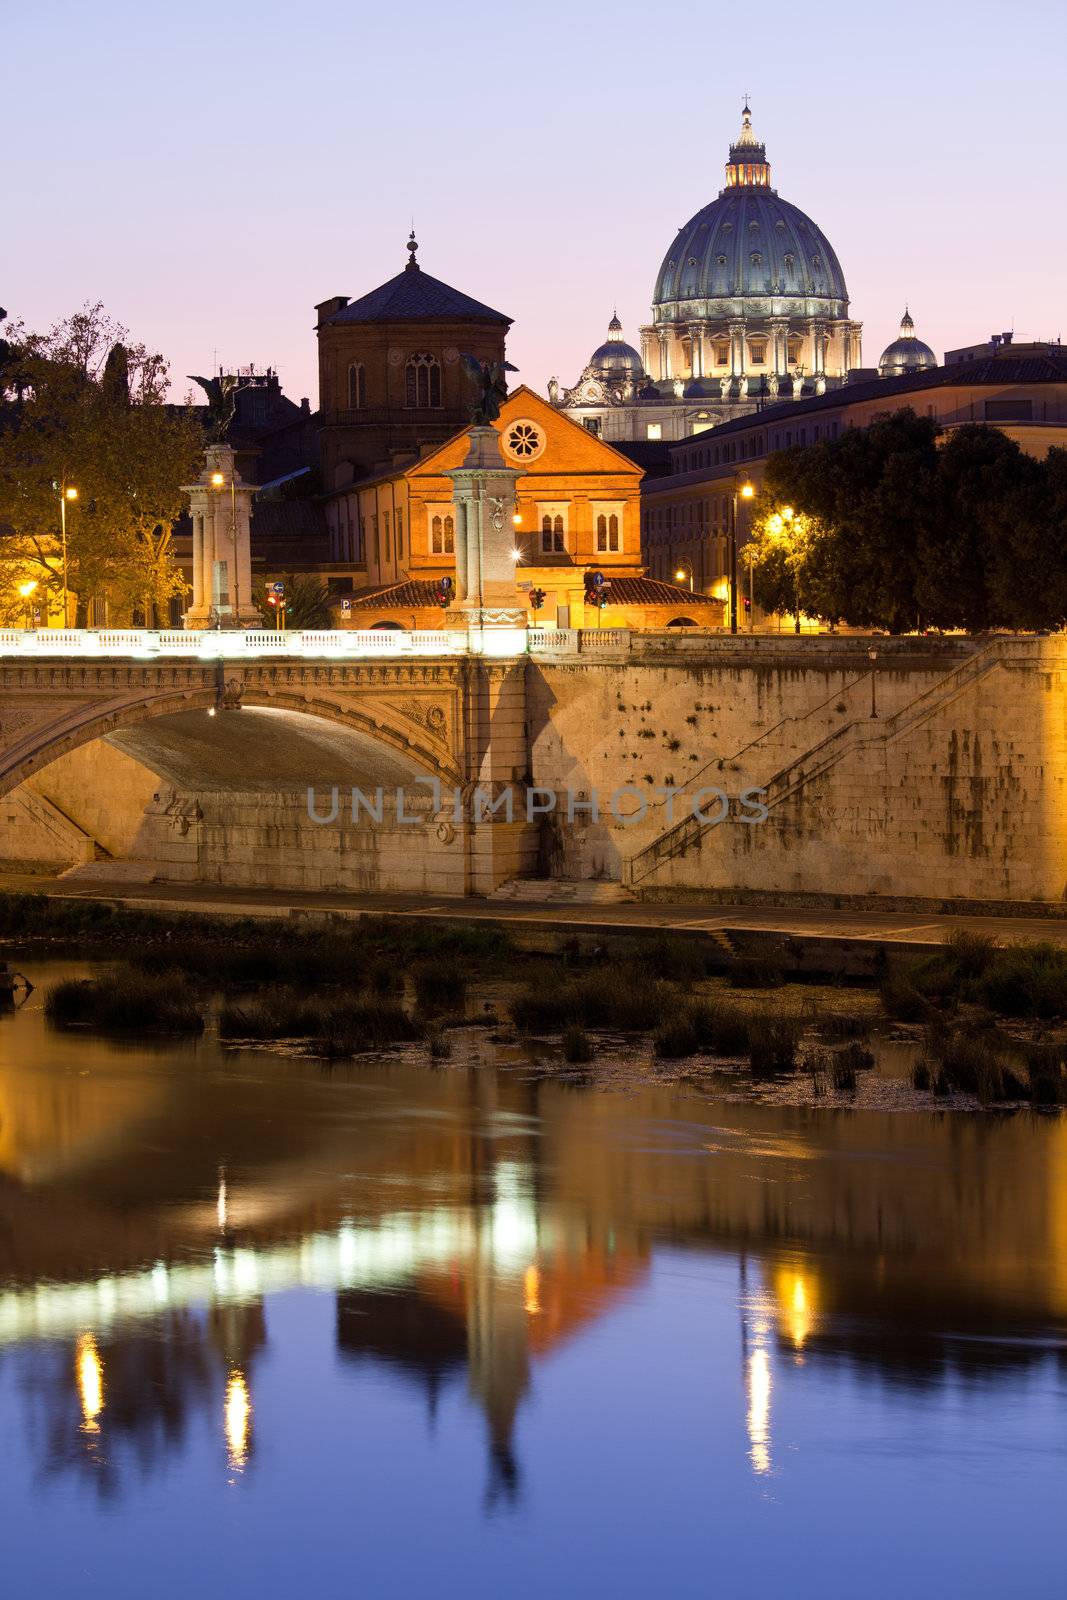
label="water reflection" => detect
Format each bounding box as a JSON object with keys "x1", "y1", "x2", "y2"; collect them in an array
[{"x1": 2, "y1": 961, "x2": 1067, "y2": 1580}]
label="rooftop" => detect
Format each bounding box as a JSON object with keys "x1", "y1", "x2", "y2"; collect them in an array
[
  {"x1": 667, "y1": 353, "x2": 1067, "y2": 461},
  {"x1": 321, "y1": 233, "x2": 511, "y2": 328}
]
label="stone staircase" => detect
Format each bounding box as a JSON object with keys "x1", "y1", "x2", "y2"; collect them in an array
[
  {"x1": 624, "y1": 637, "x2": 1012, "y2": 888},
  {"x1": 13, "y1": 784, "x2": 107, "y2": 866}
]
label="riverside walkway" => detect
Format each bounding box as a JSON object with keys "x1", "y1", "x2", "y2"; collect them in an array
[{"x1": 3, "y1": 873, "x2": 1067, "y2": 958}]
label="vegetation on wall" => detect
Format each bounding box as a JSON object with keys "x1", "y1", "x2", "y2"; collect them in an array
[{"x1": 746, "y1": 409, "x2": 1067, "y2": 633}]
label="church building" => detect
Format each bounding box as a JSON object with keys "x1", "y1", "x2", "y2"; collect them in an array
[
  {"x1": 552, "y1": 104, "x2": 863, "y2": 442},
  {"x1": 326, "y1": 386, "x2": 719, "y2": 630}
]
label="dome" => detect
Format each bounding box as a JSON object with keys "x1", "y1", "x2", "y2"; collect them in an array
[
  {"x1": 878, "y1": 308, "x2": 938, "y2": 378},
  {"x1": 587, "y1": 311, "x2": 644, "y2": 378},
  {"x1": 652, "y1": 106, "x2": 849, "y2": 323}
]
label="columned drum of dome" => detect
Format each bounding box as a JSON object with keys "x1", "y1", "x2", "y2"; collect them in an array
[{"x1": 642, "y1": 105, "x2": 862, "y2": 397}]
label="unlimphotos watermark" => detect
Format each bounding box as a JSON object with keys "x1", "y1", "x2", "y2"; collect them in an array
[{"x1": 306, "y1": 779, "x2": 768, "y2": 828}]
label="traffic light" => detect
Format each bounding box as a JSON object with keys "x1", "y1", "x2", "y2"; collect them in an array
[
  {"x1": 434, "y1": 576, "x2": 454, "y2": 609},
  {"x1": 528, "y1": 587, "x2": 546, "y2": 612},
  {"x1": 584, "y1": 571, "x2": 608, "y2": 609}
]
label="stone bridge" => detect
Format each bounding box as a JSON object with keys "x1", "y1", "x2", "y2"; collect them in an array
[{"x1": 2, "y1": 627, "x2": 1067, "y2": 907}]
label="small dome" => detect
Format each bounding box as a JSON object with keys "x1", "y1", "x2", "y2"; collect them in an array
[
  {"x1": 588, "y1": 311, "x2": 644, "y2": 379},
  {"x1": 879, "y1": 308, "x2": 937, "y2": 378}
]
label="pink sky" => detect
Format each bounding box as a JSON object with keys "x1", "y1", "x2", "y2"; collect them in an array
[{"x1": 6, "y1": 0, "x2": 1064, "y2": 406}]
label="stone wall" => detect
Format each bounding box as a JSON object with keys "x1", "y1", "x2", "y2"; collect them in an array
[{"x1": 527, "y1": 635, "x2": 1067, "y2": 907}]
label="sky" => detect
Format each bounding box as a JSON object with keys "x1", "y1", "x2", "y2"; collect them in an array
[{"x1": 5, "y1": 0, "x2": 1065, "y2": 405}]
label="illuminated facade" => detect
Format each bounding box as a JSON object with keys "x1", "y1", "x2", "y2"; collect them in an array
[
  {"x1": 325, "y1": 386, "x2": 720, "y2": 630},
  {"x1": 553, "y1": 104, "x2": 863, "y2": 442}
]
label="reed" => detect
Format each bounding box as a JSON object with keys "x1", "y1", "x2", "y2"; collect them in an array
[{"x1": 45, "y1": 969, "x2": 204, "y2": 1034}]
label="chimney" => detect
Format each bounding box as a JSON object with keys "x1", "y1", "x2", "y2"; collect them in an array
[
  {"x1": 315, "y1": 296, "x2": 349, "y2": 325},
  {"x1": 300, "y1": 398, "x2": 310, "y2": 414}
]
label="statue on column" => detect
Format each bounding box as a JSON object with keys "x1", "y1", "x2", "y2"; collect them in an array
[{"x1": 460, "y1": 355, "x2": 515, "y2": 425}]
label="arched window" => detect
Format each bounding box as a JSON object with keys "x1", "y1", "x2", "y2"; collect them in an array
[
  {"x1": 430, "y1": 513, "x2": 454, "y2": 555},
  {"x1": 347, "y1": 362, "x2": 366, "y2": 409},
  {"x1": 594, "y1": 509, "x2": 621, "y2": 553},
  {"x1": 405, "y1": 353, "x2": 441, "y2": 408},
  {"x1": 540, "y1": 512, "x2": 565, "y2": 554}
]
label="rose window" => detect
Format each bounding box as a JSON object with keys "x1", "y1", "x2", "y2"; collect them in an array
[{"x1": 504, "y1": 420, "x2": 545, "y2": 461}]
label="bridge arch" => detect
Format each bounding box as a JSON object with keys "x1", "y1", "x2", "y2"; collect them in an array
[{"x1": 0, "y1": 676, "x2": 463, "y2": 802}]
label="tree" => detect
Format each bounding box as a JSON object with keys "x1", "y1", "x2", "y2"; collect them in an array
[
  {"x1": 255, "y1": 573, "x2": 333, "y2": 631},
  {"x1": 914, "y1": 425, "x2": 1047, "y2": 631},
  {"x1": 0, "y1": 303, "x2": 202, "y2": 624}
]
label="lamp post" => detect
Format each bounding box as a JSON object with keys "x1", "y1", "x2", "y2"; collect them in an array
[
  {"x1": 210, "y1": 468, "x2": 241, "y2": 625},
  {"x1": 674, "y1": 563, "x2": 695, "y2": 593},
  {"x1": 59, "y1": 484, "x2": 77, "y2": 625},
  {"x1": 780, "y1": 505, "x2": 802, "y2": 634},
  {"x1": 731, "y1": 479, "x2": 755, "y2": 635},
  {"x1": 17, "y1": 579, "x2": 38, "y2": 630}
]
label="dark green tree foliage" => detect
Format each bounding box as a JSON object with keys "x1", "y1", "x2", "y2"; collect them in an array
[{"x1": 747, "y1": 409, "x2": 1067, "y2": 632}]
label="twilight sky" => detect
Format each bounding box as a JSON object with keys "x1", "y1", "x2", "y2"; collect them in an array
[{"x1": 5, "y1": 0, "x2": 1064, "y2": 405}]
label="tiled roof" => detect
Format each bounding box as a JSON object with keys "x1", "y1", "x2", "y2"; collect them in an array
[
  {"x1": 343, "y1": 576, "x2": 716, "y2": 609},
  {"x1": 326, "y1": 268, "x2": 511, "y2": 327},
  {"x1": 599, "y1": 576, "x2": 717, "y2": 606},
  {"x1": 347, "y1": 580, "x2": 443, "y2": 608}
]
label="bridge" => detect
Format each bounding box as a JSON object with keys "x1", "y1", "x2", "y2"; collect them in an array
[{"x1": 1, "y1": 628, "x2": 1065, "y2": 907}]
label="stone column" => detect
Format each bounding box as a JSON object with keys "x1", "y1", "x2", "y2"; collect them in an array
[
  {"x1": 182, "y1": 443, "x2": 261, "y2": 629},
  {"x1": 729, "y1": 319, "x2": 747, "y2": 378},
  {"x1": 768, "y1": 318, "x2": 789, "y2": 377},
  {"x1": 191, "y1": 513, "x2": 204, "y2": 614},
  {"x1": 688, "y1": 322, "x2": 706, "y2": 378},
  {"x1": 445, "y1": 427, "x2": 524, "y2": 624},
  {"x1": 811, "y1": 320, "x2": 828, "y2": 376},
  {"x1": 849, "y1": 320, "x2": 863, "y2": 370}
]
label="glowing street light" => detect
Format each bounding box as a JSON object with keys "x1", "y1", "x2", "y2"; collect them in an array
[
  {"x1": 17, "y1": 578, "x2": 38, "y2": 629},
  {"x1": 675, "y1": 563, "x2": 694, "y2": 592},
  {"x1": 729, "y1": 479, "x2": 756, "y2": 634},
  {"x1": 59, "y1": 485, "x2": 78, "y2": 624}
]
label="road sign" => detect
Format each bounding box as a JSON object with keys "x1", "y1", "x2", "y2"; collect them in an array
[
  {"x1": 340, "y1": 598, "x2": 352, "y2": 613},
  {"x1": 272, "y1": 582, "x2": 285, "y2": 596}
]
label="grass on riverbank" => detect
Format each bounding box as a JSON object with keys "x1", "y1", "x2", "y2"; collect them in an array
[
  {"x1": 45, "y1": 970, "x2": 205, "y2": 1034},
  {"x1": 218, "y1": 989, "x2": 422, "y2": 1054},
  {"x1": 888, "y1": 930, "x2": 1067, "y2": 1021}
]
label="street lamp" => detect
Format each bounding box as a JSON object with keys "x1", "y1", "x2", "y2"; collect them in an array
[
  {"x1": 210, "y1": 468, "x2": 242, "y2": 625},
  {"x1": 675, "y1": 564, "x2": 694, "y2": 592},
  {"x1": 730, "y1": 479, "x2": 755, "y2": 635},
  {"x1": 868, "y1": 645, "x2": 879, "y2": 718},
  {"x1": 17, "y1": 579, "x2": 38, "y2": 630},
  {"x1": 780, "y1": 505, "x2": 802, "y2": 634},
  {"x1": 59, "y1": 485, "x2": 77, "y2": 624}
]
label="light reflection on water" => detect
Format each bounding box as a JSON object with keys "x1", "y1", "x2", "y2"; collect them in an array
[{"x1": 1, "y1": 960, "x2": 1067, "y2": 1597}]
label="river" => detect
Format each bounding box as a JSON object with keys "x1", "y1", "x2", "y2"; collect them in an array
[{"x1": 1, "y1": 960, "x2": 1065, "y2": 1597}]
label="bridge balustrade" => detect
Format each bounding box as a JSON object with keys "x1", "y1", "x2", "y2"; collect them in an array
[{"x1": 0, "y1": 626, "x2": 633, "y2": 660}]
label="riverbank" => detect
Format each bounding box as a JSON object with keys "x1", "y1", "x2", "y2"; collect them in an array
[
  {"x1": 5, "y1": 891, "x2": 1066, "y2": 1113},
  {"x1": 7, "y1": 870, "x2": 1067, "y2": 978}
]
